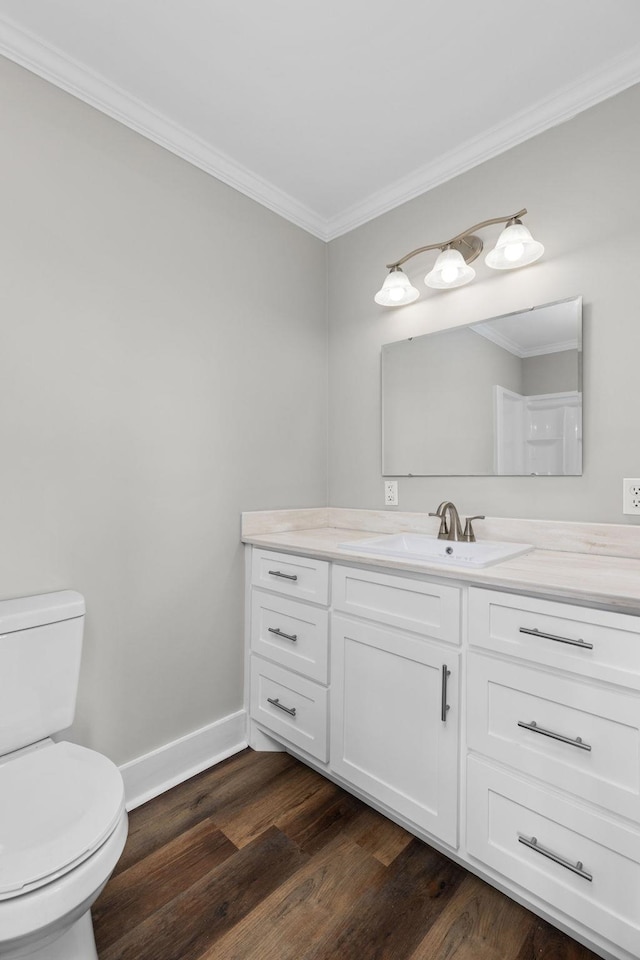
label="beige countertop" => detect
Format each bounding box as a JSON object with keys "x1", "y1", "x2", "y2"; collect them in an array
[{"x1": 242, "y1": 524, "x2": 640, "y2": 615}]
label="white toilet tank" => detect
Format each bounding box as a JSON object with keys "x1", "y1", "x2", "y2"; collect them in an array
[{"x1": 0, "y1": 591, "x2": 85, "y2": 757}]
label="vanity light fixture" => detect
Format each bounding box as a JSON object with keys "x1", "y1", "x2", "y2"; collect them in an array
[
  {"x1": 374, "y1": 266, "x2": 420, "y2": 306},
  {"x1": 484, "y1": 219, "x2": 544, "y2": 269},
  {"x1": 374, "y1": 208, "x2": 544, "y2": 306}
]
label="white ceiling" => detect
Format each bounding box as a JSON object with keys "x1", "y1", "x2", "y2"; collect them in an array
[
  {"x1": 1, "y1": 1, "x2": 640, "y2": 240},
  {"x1": 471, "y1": 300, "x2": 581, "y2": 358}
]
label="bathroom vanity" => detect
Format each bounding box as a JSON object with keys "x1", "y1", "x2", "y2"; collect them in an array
[{"x1": 243, "y1": 509, "x2": 640, "y2": 960}]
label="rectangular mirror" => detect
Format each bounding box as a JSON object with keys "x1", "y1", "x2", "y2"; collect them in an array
[{"x1": 382, "y1": 296, "x2": 582, "y2": 476}]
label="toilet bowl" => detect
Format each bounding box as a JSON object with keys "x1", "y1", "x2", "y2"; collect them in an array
[
  {"x1": 0, "y1": 740, "x2": 128, "y2": 959},
  {"x1": 0, "y1": 592, "x2": 129, "y2": 959}
]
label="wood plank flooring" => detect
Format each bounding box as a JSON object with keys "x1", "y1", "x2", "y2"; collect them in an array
[{"x1": 92, "y1": 749, "x2": 602, "y2": 960}]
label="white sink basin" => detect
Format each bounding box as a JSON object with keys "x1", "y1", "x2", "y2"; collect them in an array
[{"x1": 338, "y1": 533, "x2": 533, "y2": 568}]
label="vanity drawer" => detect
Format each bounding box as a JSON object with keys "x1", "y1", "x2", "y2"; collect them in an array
[
  {"x1": 469, "y1": 587, "x2": 640, "y2": 690},
  {"x1": 467, "y1": 757, "x2": 640, "y2": 958},
  {"x1": 467, "y1": 652, "x2": 640, "y2": 822},
  {"x1": 251, "y1": 590, "x2": 329, "y2": 683},
  {"x1": 332, "y1": 565, "x2": 461, "y2": 643},
  {"x1": 251, "y1": 549, "x2": 329, "y2": 605},
  {"x1": 250, "y1": 656, "x2": 328, "y2": 762}
]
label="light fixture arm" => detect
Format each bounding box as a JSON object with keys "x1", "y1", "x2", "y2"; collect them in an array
[{"x1": 385, "y1": 208, "x2": 527, "y2": 269}]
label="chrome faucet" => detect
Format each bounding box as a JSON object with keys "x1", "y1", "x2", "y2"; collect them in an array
[{"x1": 429, "y1": 502, "x2": 485, "y2": 542}]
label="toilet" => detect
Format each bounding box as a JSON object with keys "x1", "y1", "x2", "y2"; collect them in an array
[{"x1": 0, "y1": 591, "x2": 128, "y2": 960}]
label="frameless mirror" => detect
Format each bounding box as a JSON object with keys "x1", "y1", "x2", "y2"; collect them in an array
[{"x1": 382, "y1": 296, "x2": 582, "y2": 476}]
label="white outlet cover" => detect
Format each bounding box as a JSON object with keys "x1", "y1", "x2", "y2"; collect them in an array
[
  {"x1": 623, "y1": 478, "x2": 640, "y2": 514},
  {"x1": 384, "y1": 480, "x2": 398, "y2": 506}
]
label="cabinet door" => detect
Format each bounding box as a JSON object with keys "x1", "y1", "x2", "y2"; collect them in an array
[
  {"x1": 251, "y1": 590, "x2": 329, "y2": 682},
  {"x1": 251, "y1": 656, "x2": 328, "y2": 762},
  {"x1": 330, "y1": 615, "x2": 459, "y2": 847},
  {"x1": 467, "y1": 757, "x2": 640, "y2": 958},
  {"x1": 467, "y1": 652, "x2": 640, "y2": 822},
  {"x1": 468, "y1": 587, "x2": 640, "y2": 691},
  {"x1": 252, "y1": 549, "x2": 329, "y2": 604}
]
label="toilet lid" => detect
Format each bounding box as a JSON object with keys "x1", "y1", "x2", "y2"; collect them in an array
[{"x1": 0, "y1": 741, "x2": 125, "y2": 899}]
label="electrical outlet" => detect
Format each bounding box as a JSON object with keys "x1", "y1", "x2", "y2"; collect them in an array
[
  {"x1": 623, "y1": 478, "x2": 640, "y2": 514},
  {"x1": 384, "y1": 480, "x2": 398, "y2": 506}
]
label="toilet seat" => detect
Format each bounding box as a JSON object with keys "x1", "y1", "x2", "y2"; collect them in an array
[{"x1": 0, "y1": 741, "x2": 125, "y2": 901}]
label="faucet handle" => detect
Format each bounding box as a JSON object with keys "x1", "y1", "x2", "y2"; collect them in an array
[
  {"x1": 429, "y1": 511, "x2": 449, "y2": 539},
  {"x1": 462, "y1": 515, "x2": 485, "y2": 543}
]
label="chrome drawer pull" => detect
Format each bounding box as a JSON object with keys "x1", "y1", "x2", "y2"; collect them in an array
[
  {"x1": 268, "y1": 626, "x2": 298, "y2": 643},
  {"x1": 441, "y1": 665, "x2": 451, "y2": 722},
  {"x1": 518, "y1": 720, "x2": 591, "y2": 752},
  {"x1": 518, "y1": 834, "x2": 592, "y2": 882},
  {"x1": 268, "y1": 570, "x2": 298, "y2": 581},
  {"x1": 519, "y1": 626, "x2": 593, "y2": 650},
  {"x1": 267, "y1": 697, "x2": 297, "y2": 717}
]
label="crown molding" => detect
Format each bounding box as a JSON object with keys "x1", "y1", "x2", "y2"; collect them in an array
[
  {"x1": 471, "y1": 322, "x2": 579, "y2": 359},
  {"x1": 0, "y1": 16, "x2": 329, "y2": 240},
  {"x1": 325, "y1": 45, "x2": 640, "y2": 240},
  {"x1": 1, "y1": 13, "x2": 639, "y2": 245}
]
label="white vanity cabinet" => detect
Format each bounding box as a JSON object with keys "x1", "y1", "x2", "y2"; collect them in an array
[
  {"x1": 466, "y1": 587, "x2": 640, "y2": 958},
  {"x1": 330, "y1": 565, "x2": 461, "y2": 846},
  {"x1": 245, "y1": 544, "x2": 640, "y2": 960}
]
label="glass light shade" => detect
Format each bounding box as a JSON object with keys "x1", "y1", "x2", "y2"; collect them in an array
[
  {"x1": 485, "y1": 221, "x2": 544, "y2": 270},
  {"x1": 374, "y1": 268, "x2": 420, "y2": 306},
  {"x1": 425, "y1": 248, "x2": 475, "y2": 289}
]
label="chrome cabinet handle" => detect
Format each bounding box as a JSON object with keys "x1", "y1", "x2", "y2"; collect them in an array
[
  {"x1": 267, "y1": 697, "x2": 297, "y2": 717},
  {"x1": 519, "y1": 626, "x2": 593, "y2": 650},
  {"x1": 441, "y1": 665, "x2": 451, "y2": 722},
  {"x1": 518, "y1": 834, "x2": 592, "y2": 881},
  {"x1": 268, "y1": 570, "x2": 298, "y2": 581},
  {"x1": 518, "y1": 720, "x2": 591, "y2": 751},
  {"x1": 267, "y1": 626, "x2": 298, "y2": 642}
]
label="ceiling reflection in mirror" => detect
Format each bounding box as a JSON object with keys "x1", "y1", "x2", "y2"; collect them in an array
[{"x1": 382, "y1": 297, "x2": 582, "y2": 477}]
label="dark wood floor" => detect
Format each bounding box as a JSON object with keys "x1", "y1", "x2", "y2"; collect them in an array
[{"x1": 92, "y1": 748, "x2": 601, "y2": 960}]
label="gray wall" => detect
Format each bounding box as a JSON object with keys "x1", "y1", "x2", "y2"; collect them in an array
[
  {"x1": 0, "y1": 57, "x2": 328, "y2": 765},
  {"x1": 522, "y1": 350, "x2": 579, "y2": 396},
  {"x1": 383, "y1": 328, "x2": 522, "y2": 474},
  {"x1": 328, "y1": 82, "x2": 640, "y2": 522}
]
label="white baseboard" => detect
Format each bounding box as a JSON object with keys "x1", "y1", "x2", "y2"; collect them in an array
[{"x1": 120, "y1": 710, "x2": 248, "y2": 810}]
